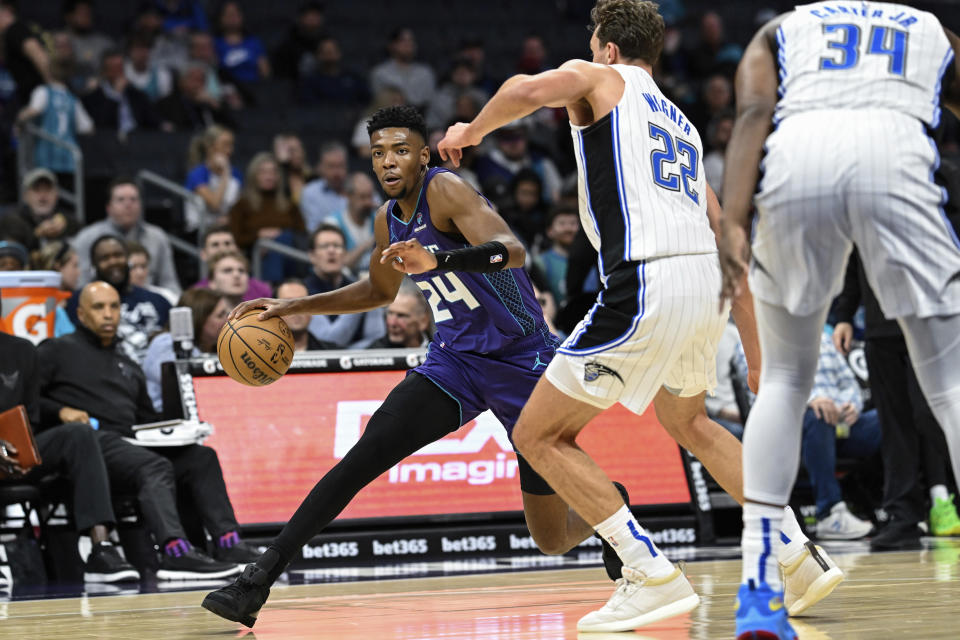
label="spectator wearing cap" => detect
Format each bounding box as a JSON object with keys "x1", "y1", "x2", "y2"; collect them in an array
[
  {"x1": 0, "y1": 239, "x2": 29, "y2": 270},
  {"x1": 474, "y1": 119, "x2": 561, "y2": 207},
  {"x1": 369, "y1": 27, "x2": 435, "y2": 109},
  {"x1": 426, "y1": 57, "x2": 489, "y2": 130},
  {"x1": 72, "y1": 178, "x2": 180, "y2": 294},
  {"x1": 82, "y1": 48, "x2": 158, "y2": 136},
  {"x1": 192, "y1": 225, "x2": 271, "y2": 301},
  {"x1": 0, "y1": 169, "x2": 78, "y2": 251}
]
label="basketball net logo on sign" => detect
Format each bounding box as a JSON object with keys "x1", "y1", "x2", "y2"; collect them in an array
[{"x1": 334, "y1": 401, "x2": 519, "y2": 486}]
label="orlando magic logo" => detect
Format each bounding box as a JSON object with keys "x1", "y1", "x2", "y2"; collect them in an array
[{"x1": 584, "y1": 362, "x2": 623, "y2": 383}]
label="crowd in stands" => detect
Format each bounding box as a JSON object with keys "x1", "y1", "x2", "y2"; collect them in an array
[{"x1": 0, "y1": 0, "x2": 959, "y2": 582}]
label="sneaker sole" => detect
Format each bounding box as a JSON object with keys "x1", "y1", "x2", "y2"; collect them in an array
[
  {"x1": 84, "y1": 569, "x2": 141, "y2": 583},
  {"x1": 157, "y1": 565, "x2": 243, "y2": 580},
  {"x1": 786, "y1": 566, "x2": 843, "y2": 616},
  {"x1": 201, "y1": 593, "x2": 257, "y2": 628},
  {"x1": 576, "y1": 593, "x2": 700, "y2": 632},
  {"x1": 737, "y1": 630, "x2": 794, "y2": 640}
]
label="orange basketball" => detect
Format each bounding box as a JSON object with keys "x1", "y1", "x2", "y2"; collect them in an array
[{"x1": 217, "y1": 309, "x2": 294, "y2": 386}]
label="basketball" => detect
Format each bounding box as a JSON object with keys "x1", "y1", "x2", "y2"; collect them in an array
[{"x1": 217, "y1": 309, "x2": 294, "y2": 386}]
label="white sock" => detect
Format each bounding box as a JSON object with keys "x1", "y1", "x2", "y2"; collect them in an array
[
  {"x1": 742, "y1": 502, "x2": 784, "y2": 590},
  {"x1": 778, "y1": 505, "x2": 809, "y2": 563},
  {"x1": 931, "y1": 484, "x2": 950, "y2": 502},
  {"x1": 595, "y1": 505, "x2": 674, "y2": 578}
]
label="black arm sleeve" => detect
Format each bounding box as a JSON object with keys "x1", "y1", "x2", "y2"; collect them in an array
[
  {"x1": 832, "y1": 248, "x2": 862, "y2": 324},
  {"x1": 434, "y1": 241, "x2": 509, "y2": 273}
]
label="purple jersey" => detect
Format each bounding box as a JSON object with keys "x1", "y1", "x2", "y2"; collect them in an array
[{"x1": 387, "y1": 168, "x2": 548, "y2": 354}]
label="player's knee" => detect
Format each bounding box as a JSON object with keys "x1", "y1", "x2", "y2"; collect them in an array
[
  {"x1": 529, "y1": 530, "x2": 570, "y2": 555},
  {"x1": 512, "y1": 421, "x2": 542, "y2": 459}
]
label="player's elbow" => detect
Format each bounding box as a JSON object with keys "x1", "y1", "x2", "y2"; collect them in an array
[{"x1": 505, "y1": 240, "x2": 526, "y2": 268}]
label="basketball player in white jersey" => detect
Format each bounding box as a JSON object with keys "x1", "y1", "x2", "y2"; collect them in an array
[
  {"x1": 719, "y1": 2, "x2": 960, "y2": 638},
  {"x1": 438, "y1": 0, "x2": 843, "y2": 633}
]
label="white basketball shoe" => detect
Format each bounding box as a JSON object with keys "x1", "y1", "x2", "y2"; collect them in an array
[{"x1": 577, "y1": 565, "x2": 700, "y2": 632}]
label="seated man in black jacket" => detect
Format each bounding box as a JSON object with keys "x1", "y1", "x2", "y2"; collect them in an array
[
  {"x1": 0, "y1": 331, "x2": 138, "y2": 583},
  {"x1": 38, "y1": 281, "x2": 259, "y2": 579}
]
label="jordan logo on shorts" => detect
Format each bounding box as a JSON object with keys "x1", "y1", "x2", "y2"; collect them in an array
[{"x1": 584, "y1": 362, "x2": 623, "y2": 384}]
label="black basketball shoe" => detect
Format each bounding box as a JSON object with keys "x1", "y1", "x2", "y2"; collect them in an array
[
  {"x1": 83, "y1": 541, "x2": 140, "y2": 583},
  {"x1": 598, "y1": 481, "x2": 631, "y2": 581},
  {"x1": 201, "y1": 548, "x2": 281, "y2": 628}
]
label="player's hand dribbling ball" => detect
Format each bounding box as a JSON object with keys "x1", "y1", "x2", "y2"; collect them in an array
[{"x1": 217, "y1": 308, "x2": 294, "y2": 386}]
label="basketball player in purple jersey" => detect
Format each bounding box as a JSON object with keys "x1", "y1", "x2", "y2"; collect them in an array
[{"x1": 202, "y1": 105, "x2": 620, "y2": 627}]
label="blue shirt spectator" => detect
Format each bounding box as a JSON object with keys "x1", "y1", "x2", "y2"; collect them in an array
[
  {"x1": 215, "y1": 35, "x2": 265, "y2": 84},
  {"x1": 151, "y1": 0, "x2": 208, "y2": 34}
]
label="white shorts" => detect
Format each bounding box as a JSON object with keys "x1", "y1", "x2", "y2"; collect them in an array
[
  {"x1": 546, "y1": 253, "x2": 728, "y2": 415},
  {"x1": 751, "y1": 109, "x2": 960, "y2": 319}
]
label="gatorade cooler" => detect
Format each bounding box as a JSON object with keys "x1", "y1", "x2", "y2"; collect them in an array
[{"x1": 0, "y1": 271, "x2": 70, "y2": 344}]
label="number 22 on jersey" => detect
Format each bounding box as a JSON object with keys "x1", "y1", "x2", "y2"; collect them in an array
[{"x1": 416, "y1": 273, "x2": 480, "y2": 323}]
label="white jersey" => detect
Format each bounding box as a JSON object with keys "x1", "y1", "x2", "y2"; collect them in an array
[
  {"x1": 570, "y1": 64, "x2": 715, "y2": 277},
  {"x1": 776, "y1": 2, "x2": 953, "y2": 127}
]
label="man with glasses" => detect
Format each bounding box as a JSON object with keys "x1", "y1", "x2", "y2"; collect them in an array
[{"x1": 304, "y1": 224, "x2": 384, "y2": 348}]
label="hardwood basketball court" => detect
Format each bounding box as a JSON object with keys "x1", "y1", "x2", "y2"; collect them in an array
[{"x1": 2, "y1": 543, "x2": 958, "y2": 639}]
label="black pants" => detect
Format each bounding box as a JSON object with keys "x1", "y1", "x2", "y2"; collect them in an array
[
  {"x1": 866, "y1": 336, "x2": 952, "y2": 524},
  {"x1": 271, "y1": 373, "x2": 461, "y2": 563},
  {"x1": 30, "y1": 423, "x2": 115, "y2": 533},
  {"x1": 96, "y1": 431, "x2": 239, "y2": 544}
]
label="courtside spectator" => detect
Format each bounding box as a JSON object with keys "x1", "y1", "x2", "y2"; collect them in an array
[
  {"x1": 82, "y1": 49, "x2": 157, "y2": 136},
  {"x1": 67, "y1": 235, "x2": 171, "y2": 364},
  {"x1": 0, "y1": 331, "x2": 139, "y2": 583},
  {"x1": 305, "y1": 224, "x2": 384, "y2": 348},
  {"x1": 73, "y1": 178, "x2": 180, "y2": 293},
  {"x1": 0, "y1": 0, "x2": 51, "y2": 107},
  {"x1": 214, "y1": 2, "x2": 270, "y2": 85},
  {"x1": 143, "y1": 287, "x2": 229, "y2": 411},
  {"x1": 184, "y1": 124, "x2": 241, "y2": 231},
  {"x1": 369, "y1": 27, "x2": 435, "y2": 109},
  {"x1": 324, "y1": 172, "x2": 377, "y2": 273},
  {"x1": 193, "y1": 225, "x2": 271, "y2": 300},
  {"x1": 2, "y1": 169, "x2": 78, "y2": 251},
  {"x1": 271, "y1": 1, "x2": 325, "y2": 80},
  {"x1": 367, "y1": 284, "x2": 431, "y2": 349},
  {"x1": 275, "y1": 279, "x2": 337, "y2": 351},
  {"x1": 533, "y1": 207, "x2": 579, "y2": 307},
  {"x1": 301, "y1": 141, "x2": 348, "y2": 233},
  {"x1": 124, "y1": 32, "x2": 174, "y2": 101},
  {"x1": 62, "y1": 0, "x2": 113, "y2": 83},
  {"x1": 40, "y1": 281, "x2": 258, "y2": 578},
  {"x1": 128, "y1": 242, "x2": 178, "y2": 305}
]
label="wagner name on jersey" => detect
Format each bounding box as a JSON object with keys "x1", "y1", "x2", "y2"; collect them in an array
[
  {"x1": 570, "y1": 64, "x2": 716, "y2": 279},
  {"x1": 775, "y1": 2, "x2": 953, "y2": 127}
]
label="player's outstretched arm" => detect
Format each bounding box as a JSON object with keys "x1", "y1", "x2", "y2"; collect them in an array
[
  {"x1": 438, "y1": 60, "x2": 599, "y2": 166},
  {"x1": 380, "y1": 172, "x2": 526, "y2": 274},
  {"x1": 229, "y1": 206, "x2": 403, "y2": 321},
  {"x1": 718, "y1": 18, "x2": 780, "y2": 305},
  {"x1": 943, "y1": 29, "x2": 960, "y2": 119}
]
